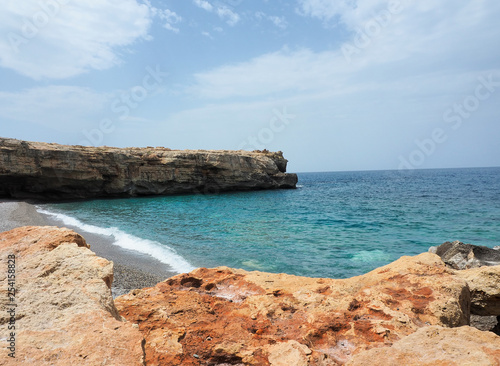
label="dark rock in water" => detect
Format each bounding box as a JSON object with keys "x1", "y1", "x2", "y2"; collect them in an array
[
  {"x1": 429, "y1": 240, "x2": 500, "y2": 270},
  {"x1": 0, "y1": 137, "x2": 298, "y2": 200}
]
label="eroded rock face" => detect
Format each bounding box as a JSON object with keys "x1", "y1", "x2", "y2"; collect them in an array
[
  {"x1": 115, "y1": 253, "x2": 472, "y2": 365},
  {"x1": 0, "y1": 226, "x2": 144, "y2": 365},
  {"x1": 0, "y1": 137, "x2": 297, "y2": 200}
]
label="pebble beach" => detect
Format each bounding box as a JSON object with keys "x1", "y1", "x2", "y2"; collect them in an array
[{"x1": 0, "y1": 200, "x2": 175, "y2": 297}]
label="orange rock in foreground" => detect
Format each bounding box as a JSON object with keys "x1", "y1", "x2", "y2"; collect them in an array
[
  {"x1": 347, "y1": 325, "x2": 500, "y2": 366},
  {"x1": 116, "y1": 254, "x2": 499, "y2": 365},
  {"x1": 1, "y1": 226, "x2": 499, "y2": 365},
  {"x1": 0, "y1": 227, "x2": 144, "y2": 365}
]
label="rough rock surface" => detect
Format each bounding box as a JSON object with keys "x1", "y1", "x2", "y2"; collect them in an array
[
  {"x1": 429, "y1": 240, "x2": 500, "y2": 269},
  {"x1": 346, "y1": 325, "x2": 500, "y2": 366},
  {"x1": 0, "y1": 226, "x2": 144, "y2": 365},
  {"x1": 2, "y1": 226, "x2": 500, "y2": 365},
  {"x1": 431, "y1": 241, "x2": 500, "y2": 334},
  {"x1": 0, "y1": 137, "x2": 297, "y2": 200},
  {"x1": 455, "y1": 266, "x2": 500, "y2": 316},
  {"x1": 115, "y1": 253, "x2": 474, "y2": 365}
]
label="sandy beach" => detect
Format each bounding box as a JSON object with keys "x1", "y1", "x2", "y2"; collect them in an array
[{"x1": 0, "y1": 200, "x2": 177, "y2": 297}]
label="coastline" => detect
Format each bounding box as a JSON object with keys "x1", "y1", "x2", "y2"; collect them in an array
[{"x1": 0, "y1": 200, "x2": 177, "y2": 297}]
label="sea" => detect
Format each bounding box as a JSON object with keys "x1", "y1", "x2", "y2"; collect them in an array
[{"x1": 37, "y1": 167, "x2": 500, "y2": 279}]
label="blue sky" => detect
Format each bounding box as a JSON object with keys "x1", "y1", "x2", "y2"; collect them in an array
[{"x1": 1, "y1": 0, "x2": 499, "y2": 172}]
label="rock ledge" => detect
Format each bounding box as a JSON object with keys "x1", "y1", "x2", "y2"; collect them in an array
[{"x1": 0, "y1": 137, "x2": 298, "y2": 200}]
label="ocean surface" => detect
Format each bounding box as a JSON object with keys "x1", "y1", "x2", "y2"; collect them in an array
[{"x1": 38, "y1": 167, "x2": 500, "y2": 279}]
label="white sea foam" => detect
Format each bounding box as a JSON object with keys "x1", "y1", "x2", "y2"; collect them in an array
[{"x1": 36, "y1": 207, "x2": 196, "y2": 274}]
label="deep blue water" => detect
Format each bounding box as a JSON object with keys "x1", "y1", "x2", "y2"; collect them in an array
[{"x1": 39, "y1": 167, "x2": 500, "y2": 279}]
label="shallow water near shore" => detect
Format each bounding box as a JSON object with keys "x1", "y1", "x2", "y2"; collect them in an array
[{"x1": 38, "y1": 167, "x2": 500, "y2": 279}]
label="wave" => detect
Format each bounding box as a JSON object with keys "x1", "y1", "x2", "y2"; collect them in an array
[{"x1": 36, "y1": 207, "x2": 196, "y2": 274}]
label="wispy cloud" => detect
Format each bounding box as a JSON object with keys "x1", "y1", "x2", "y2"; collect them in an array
[
  {"x1": 0, "y1": 0, "x2": 153, "y2": 80},
  {"x1": 193, "y1": 0, "x2": 214, "y2": 12},
  {"x1": 156, "y1": 8, "x2": 182, "y2": 33},
  {"x1": 193, "y1": 0, "x2": 240, "y2": 26},
  {"x1": 255, "y1": 12, "x2": 288, "y2": 29},
  {"x1": 201, "y1": 31, "x2": 213, "y2": 39},
  {"x1": 192, "y1": 1, "x2": 500, "y2": 100},
  {"x1": 217, "y1": 7, "x2": 240, "y2": 26}
]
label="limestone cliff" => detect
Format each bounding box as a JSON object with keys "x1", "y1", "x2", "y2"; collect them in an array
[{"x1": 0, "y1": 138, "x2": 297, "y2": 200}]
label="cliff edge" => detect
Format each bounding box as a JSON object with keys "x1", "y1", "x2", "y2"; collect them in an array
[{"x1": 0, "y1": 138, "x2": 298, "y2": 200}]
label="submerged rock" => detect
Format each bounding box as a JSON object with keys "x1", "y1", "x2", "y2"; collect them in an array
[{"x1": 0, "y1": 137, "x2": 297, "y2": 200}]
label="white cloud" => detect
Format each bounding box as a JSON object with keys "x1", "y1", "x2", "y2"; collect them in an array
[
  {"x1": 217, "y1": 7, "x2": 240, "y2": 26},
  {"x1": 296, "y1": 0, "x2": 355, "y2": 23},
  {"x1": 193, "y1": 0, "x2": 214, "y2": 12},
  {"x1": 182, "y1": 0, "x2": 500, "y2": 170},
  {"x1": 145, "y1": 1, "x2": 182, "y2": 33},
  {"x1": 192, "y1": 48, "x2": 346, "y2": 99},
  {"x1": 157, "y1": 9, "x2": 182, "y2": 33},
  {"x1": 201, "y1": 31, "x2": 213, "y2": 39},
  {"x1": 269, "y1": 16, "x2": 288, "y2": 29},
  {"x1": 0, "y1": 0, "x2": 152, "y2": 80},
  {"x1": 193, "y1": 1, "x2": 500, "y2": 100},
  {"x1": 193, "y1": 0, "x2": 240, "y2": 26},
  {"x1": 255, "y1": 12, "x2": 287, "y2": 29}
]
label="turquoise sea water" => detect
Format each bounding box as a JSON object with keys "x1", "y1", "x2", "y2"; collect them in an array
[{"x1": 38, "y1": 167, "x2": 500, "y2": 279}]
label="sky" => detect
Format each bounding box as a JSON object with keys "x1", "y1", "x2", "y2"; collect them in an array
[{"x1": 0, "y1": 0, "x2": 499, "y2": 173}]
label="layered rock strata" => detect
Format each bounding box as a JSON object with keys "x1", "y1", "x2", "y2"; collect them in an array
[{"x1": 0, "y1": 138, "x2": 297, "y2": 200}]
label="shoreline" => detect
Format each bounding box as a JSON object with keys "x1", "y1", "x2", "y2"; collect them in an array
[{"x1": 0, "y1": 200, "x2": 177, "y2": 297}]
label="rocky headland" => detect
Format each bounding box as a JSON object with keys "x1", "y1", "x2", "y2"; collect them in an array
[
  {"x1": 0, "y1": 138, "x2": 297, "y2": 200},
  {"x1": 1, "y1": 226, "x2": 499, "y2": 365}
]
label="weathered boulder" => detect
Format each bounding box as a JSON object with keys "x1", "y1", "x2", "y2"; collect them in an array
[
  {"x1": 0, "y1": 137, "x2": 297, "y2": 200},
  {"x1": 115, "y1": 253, "x2": 471, "y2": 365},
  {"x1": 0, "y1": 226, "x2": 144, "y2": 365},
  {"x1": 455, "y1": 265, "x2": 500, "y2": 316},
  {"x1": 429, "y1": 240, "x2": 500, "y2": 269},
  {"x1": 346, "y1": 325, "x2": 500, "y2": 366},
  {"x1": 430, "y1": 240, "x2": 500, "y2": 332}
]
